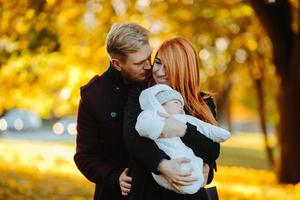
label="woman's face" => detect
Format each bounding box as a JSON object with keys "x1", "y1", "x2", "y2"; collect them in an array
[{"x1": 152, "y1": 54, "x2": 169, "y2": 85}]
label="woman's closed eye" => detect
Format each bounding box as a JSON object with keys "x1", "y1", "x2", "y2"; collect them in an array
[
  {"x1": 153, "y1": 60, "x2": 162, "y2": 68},
  {"x1": 154, "y1": 57, "x2": 163, "y2": 66},
  {"x1": 153, "y1": 59, "x2": 164, "y2": 73},
  {"x1": 154, "y1": 59, "x2": 161, "y2": 65}
]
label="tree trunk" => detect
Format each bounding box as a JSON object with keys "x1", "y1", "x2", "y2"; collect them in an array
[
  {"x1": 278, "y1": 31, "x2": 300, "y2": 183},
  {"x1": 249, "y1": 0, "x2": 300, "y2": 183},
  {"x1": 254, "y1": 76, "x2": 275, "y2": 167},
  {"x1": 248, "y1": 59, "x2": 275, "y2": 167},
  {"x1": 248, "y1": 58, "x2": 275, "y2": 167},
  {"x1": 215, "y1": 80, "x2": 233, "y2": 132},
  {"x1": 278, "y1": 80, "x2": 300, "y2": 183}
]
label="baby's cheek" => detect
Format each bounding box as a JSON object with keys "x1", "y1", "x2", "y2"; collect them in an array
[
  {"x1": 162, "y1": 105, "x2": 171, "y2": 114},
  {"x1": 166, "y1": 108, "x2": 178, "y2": 115}
]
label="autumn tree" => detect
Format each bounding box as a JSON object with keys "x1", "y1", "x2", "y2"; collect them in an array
[{"x1": 249, "y1": 0, "x2": 300, "y2": 183}]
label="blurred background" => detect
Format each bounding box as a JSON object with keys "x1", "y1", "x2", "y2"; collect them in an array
[{"x1": 0, "y1": 0, "x2": 299, "y2": 199}]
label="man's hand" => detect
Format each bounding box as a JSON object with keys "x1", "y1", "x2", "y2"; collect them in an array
[
  {"x1": 202, "y1": 163, "x2": 210, "y2": 187},
  {"x1": 158, "y1": 158, "x2": 196, "y2": 192},
  {"x1": 158, "y1": 112, "x2": 187, "y2": 138},
  {"x1": 119, "y1": 168, "x2": 132, "y2": 196}
]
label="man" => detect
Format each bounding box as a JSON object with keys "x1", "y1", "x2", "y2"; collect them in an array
[
  {"x1": 74, "y1": 22, "x2": 214, "y2": 200},
  {"x1": 74, "y1": 22, "x2": 152, "y2": 200}
]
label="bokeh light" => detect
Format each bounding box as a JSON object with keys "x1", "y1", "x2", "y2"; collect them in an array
[
  {"x1": 52, "y1": 123, "x2": 64, "y2": 135},
  {"x1": 0, "y1": 119, "x2": 8, "y2": 131},
  {"x1": 14, "y1": 118, "x2": 24, "y2": 130}
]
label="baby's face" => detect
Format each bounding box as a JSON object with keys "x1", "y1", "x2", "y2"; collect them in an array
[{"x1": 162, "y1": 99, "x2": 185, "y2": 115}]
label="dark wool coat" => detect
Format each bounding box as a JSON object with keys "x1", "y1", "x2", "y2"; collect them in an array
[{"x1": 74, "y1": 65, "x2": 131, "y2": 200}]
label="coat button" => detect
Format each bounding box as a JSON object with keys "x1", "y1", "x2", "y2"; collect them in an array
[{"x1": 110, "y1": 112, "x2": 117, "y2": 118}]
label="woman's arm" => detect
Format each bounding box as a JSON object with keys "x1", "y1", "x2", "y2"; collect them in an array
[
  {"x1": 181, "y1": 123, "x2": 220, "y2": 164},
  {"x1": 185, "y1": 115, "x2": 230, "y2": 143},
  {"x1": 182, "y1": 94, "x2": 220, "y2": 163},
  {"x1": 123, "y1": 85, "x2": 169, "y2": 174}
]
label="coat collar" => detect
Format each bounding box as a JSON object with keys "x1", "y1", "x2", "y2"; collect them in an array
[{"x1": 106, "y1": 62, "x2": 125, "y2": 88}]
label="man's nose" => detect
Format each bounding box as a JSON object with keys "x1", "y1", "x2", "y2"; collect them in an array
[{"x1": 143, "y1": 60, "x2": 151, "y2": 70}]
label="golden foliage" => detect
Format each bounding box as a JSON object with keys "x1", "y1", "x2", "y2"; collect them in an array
[{"x1": 0, "y1": 0, "x2": 277, "y2": 119}]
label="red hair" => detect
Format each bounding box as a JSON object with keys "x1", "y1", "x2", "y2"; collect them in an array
[{"x1": 153, "y1": 37, "x2": 217, "y2": 125}]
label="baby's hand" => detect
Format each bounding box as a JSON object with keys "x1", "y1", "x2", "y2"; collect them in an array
[{"x1": 158, "y1": 112, "x2": 187, "y2": 138}]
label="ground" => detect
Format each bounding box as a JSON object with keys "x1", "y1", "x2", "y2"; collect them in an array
[{"x1": 0, "y1": 132, "x2": 299, "y2": 199}]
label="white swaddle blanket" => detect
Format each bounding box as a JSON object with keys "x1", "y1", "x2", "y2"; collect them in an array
[{"x1": 135, "y1": 84, "x2": 230, "y2": 194}]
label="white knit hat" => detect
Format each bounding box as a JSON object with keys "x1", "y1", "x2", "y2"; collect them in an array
[{"x1": 155, "y1": 89, "x2": 184, "y2": 105}]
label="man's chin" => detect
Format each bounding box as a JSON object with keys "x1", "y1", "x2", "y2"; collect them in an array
[
  {"x1": 135, "y1": 77, "x2": 150, "y2": 84},
  {"x1": 136, "y1": 73, "x2": 151, "y2": 82},
  {"x1": 125, "y1": 75, "x2": 150, "y2": 84}
]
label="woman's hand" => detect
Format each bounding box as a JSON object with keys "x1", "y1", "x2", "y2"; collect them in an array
[
  {"x1": 158, "y1": 158, "x2": 196, "y2": 192},
  {"x1": 158, "y1": 112, "x2": 187, "y2": 138},
  {"x1": 119, "y1": 168, "x2": 132, "y2": 196}
]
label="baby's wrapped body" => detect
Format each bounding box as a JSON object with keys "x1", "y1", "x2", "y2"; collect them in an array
[
  {"x1": 152, "y1": 132, "x2": 204, "y2": 194},
  {"x1": 136, "y1": 84, "x2": 231, "y2": 194}
]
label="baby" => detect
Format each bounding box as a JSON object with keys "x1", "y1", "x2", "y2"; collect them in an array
[{"x1": 135, "y1": 84, "x2": 230, "y2": 194}]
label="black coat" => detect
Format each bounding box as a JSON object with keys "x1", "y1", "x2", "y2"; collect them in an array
[
  {"x1": 74, "y1": 65, "x2": 131, "y2": 200},
  {"x1": 123, "y1": 85, "x2": 220, "y2": 200}
]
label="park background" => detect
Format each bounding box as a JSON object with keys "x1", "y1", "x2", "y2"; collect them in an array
[{"x1": 0, "y1": 0, "x2": 299, "y2": 199}]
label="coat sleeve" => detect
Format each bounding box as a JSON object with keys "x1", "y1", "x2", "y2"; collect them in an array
[
  {"x1": 74, "y1": 91, "x2": 122, "y2": 195},
  {"x1": 185, "y1": 115, "x2": 230, "y2": 143},
  {"x1": 182, "y1": 124, "x2": 220, "y2": 163},
  {"x1": 123, "y1": 86, "x2": 170, "y2": 174}
]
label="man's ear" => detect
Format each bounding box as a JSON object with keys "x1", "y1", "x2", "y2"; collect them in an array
[{"x1": 111, "y1": 58, "x2": 122, "y2": 72}]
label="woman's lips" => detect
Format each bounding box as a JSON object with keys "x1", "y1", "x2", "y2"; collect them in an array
[{"x1": 157, "y1": 77, "x2": 168, "y2": 82}]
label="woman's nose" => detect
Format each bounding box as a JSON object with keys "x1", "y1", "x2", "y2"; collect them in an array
[{"x1": 156, "y1": 66, "x2": 165, "y2": 75}]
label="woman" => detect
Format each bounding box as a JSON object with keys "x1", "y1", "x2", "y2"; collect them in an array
[{"x1": 123, "y1": 37, "x2": 220, "y2": 200}]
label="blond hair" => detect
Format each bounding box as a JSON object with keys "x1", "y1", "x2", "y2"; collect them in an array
[{"x1": 106, "y1": 22, "x2": 150, "y2": 61}]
